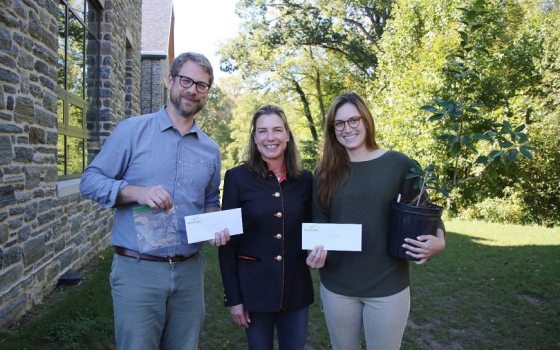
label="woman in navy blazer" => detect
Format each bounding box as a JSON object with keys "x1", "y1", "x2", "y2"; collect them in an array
[{"x1": 219, "y1": 105, "x2": 323, "y2": 350}]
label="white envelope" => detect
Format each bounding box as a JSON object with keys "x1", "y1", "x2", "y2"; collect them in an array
[
  {"x1": 302, "y1": 223, "x2": 362, "y2": 251},
  {"x1": 185, "y1": 208, "x2": 243, "y2": 243}
]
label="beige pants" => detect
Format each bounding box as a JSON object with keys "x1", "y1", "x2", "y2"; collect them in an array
[{"x1": 320, "y1": 284, "x2": 410, "y2": 350}]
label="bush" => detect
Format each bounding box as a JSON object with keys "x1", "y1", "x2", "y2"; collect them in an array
[{"x1": 461, "y1": 187, "x2": 529, "y2": 224}]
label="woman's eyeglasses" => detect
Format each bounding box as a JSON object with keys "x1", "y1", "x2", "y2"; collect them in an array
[{"x1": 333, "y1": 116, "x2": 362, "y2": 131}]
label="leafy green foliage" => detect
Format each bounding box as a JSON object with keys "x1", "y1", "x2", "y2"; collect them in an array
[
  {"x1": 372, "y1": 0, "x2": 557, "y2": 224},
  {"x1": 196, "y1": 84, "x2": 235, "y2": 166},
  {"x1": 422, "y1": 0, "x2": 533, "y2": 189},
  {"x1": 462, "y1": 187, "x2": 529, "y2": 224},
  {"x1": 230, "y1": 0, "x2": 392, "y2": 76},
  {"x1": 217, "y1": 0, "x2": 559, "y2": 225},
  {"x1": 219, "y1": 0, "x2": 397, "y2": 168},
  {"x1": 406, "y1": 163, "x2": 451, "y2": 205}
]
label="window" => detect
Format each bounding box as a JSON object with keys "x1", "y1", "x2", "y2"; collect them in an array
[{"x1": 57, "y1": 0, "x2": 99, "y2": 179}]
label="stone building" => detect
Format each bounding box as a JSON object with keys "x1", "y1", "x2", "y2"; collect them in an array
[
  {"x1": 141, "y1": 0, "x2": 174, "y2": 114},
  {"x1": 0, "y1": 0, "x2": 174, "y2": 327}
]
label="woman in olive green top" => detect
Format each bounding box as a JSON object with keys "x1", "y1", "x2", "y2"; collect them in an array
[{"x1": 307, "y1": 92, "x2": 446, "y2": 350}]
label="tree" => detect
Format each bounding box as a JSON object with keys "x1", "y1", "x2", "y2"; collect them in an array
[
  {"x1": 221, "y1": 89, "x2": 314, "y2": 170},
  {"x1": 196, "y1": 84, "x2": 235, "y2": 165},
  {"x1": 231, "y1": 0, "x2": 393, "y2": 76},
  {"x1": 373, "y1": 0, "x2": 558, "y2": 224},
  {"x1": 219, "y1": 1, "x2": 394, "y2": 167},
  {"x1": 218, "y1": 0, "x2": 559, "y2": 225}
]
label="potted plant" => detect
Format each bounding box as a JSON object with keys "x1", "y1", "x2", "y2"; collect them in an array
[
  {"x1": 388, "y1": 1, "x2": 534, "y2": 260},
  {"x1": 389, "y1": 164, "x2": 446, "y2": 260}
]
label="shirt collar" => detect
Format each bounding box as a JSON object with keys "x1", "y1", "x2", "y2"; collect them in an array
[{"x1": 158, "y1": 106, "x2": 201, "y2": 137}]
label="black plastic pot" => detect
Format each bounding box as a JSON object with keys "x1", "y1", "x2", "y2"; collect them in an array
[{"x1": 389, "y1": 200, "x2": 443, "y2": 260}]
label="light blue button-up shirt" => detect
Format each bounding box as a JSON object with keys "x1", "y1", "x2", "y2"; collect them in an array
[{"x1": 80, "y1": 106, "x2": 221, "y2": 257}]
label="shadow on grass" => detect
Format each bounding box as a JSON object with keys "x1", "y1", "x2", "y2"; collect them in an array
[
  {"x1": 404, "y1": 231, "x2": 560, "y2": 350},
  {"x1": 1, "y1": 230, "x2": 559, "y2": 349}
]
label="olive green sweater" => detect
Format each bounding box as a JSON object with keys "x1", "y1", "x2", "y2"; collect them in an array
[{"x1": 313, "y1": 151, "x2": 418, "y2": 297}]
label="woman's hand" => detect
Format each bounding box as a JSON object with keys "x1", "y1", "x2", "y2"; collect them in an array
[
  {"x1": 208, "y1": 228, "x2": 230, "y2": 247},
  {"x1": 306, "y1": 245, "x2": 327, "y2": 268},
  {"x1": 402, "y1": 228, "x2": 445, "y2": 265},
  {"x1": 229, "y1": 304, "x2": 251, "y2": 328}
]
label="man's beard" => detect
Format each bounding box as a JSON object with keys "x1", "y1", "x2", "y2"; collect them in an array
[{"x1": 170, "y1": 91, "x2": 204, "y2": 118}]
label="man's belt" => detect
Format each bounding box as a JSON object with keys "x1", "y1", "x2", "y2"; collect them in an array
[{"x1": 114, "y1": 246, "x2": 197, "y2": 264}]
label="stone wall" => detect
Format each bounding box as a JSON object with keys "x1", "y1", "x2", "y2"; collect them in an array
[
  {"x1": 97, "y1": 0, "x2": 141, "y2": 139},
  {"x1": 141, "y1": 57, "x2": 167, "y2": 114},
  {"x1": 0, "y1": 0, "x2": 142, "y2": 328}
]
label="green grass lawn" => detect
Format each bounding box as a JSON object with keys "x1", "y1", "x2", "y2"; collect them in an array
[{"x1": 0, "y1": 219, "x2": 558, "y2": 349}]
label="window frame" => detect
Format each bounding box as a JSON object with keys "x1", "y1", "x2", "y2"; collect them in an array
[{"x1": 57, "y1": 0, "x2": 100, "y2": 180}]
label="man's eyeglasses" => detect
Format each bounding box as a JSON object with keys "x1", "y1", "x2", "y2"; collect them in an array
[
  {"x1": 176, "y1": 75, "x2": 210, "y2": 94},
  {"x1": 333, "y1": 116, "x2": 362, "y2": 131}
]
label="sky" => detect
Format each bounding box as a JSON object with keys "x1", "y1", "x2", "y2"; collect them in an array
[{"x1": 172, "y1": 0, "x2": 241, "y2": 77}]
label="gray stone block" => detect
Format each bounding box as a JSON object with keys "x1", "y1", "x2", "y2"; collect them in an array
[
  {"x1": 37, "y1": 210, "x2": 55, "y2": 226},
  {"x1": 38, "y1": 198, "x2": 56, "y2": 213},
  {"x1": 29, "y1": 126, "x2": 45, "y2": 144},
  {"x1": 0, "y1": 67, "x2": 19, "y2": 84},
  {"x1": 4, "y1": 85, "x2": 16, "y2": 93},
  {"x1": 17, "y1": 52, "x2": 34, "y2": 70},
  {"x1": 8, "y1": 217, "x2": 22, "y2": 230},
  {"x1": 34, "y1": 60, "x2": 49, "y2": 75},
  {"x1": 0, "y1": 26, "x2": 11, "y2": 52},
  {"x1": 32, "y1": 45, "x2": 57, "y2": 66},
  {"x1": 29, "y1": 83, "x2": 44, "y2": 99},
  {"x1": 14, "y1": 96, "x2": 35, "y2": 123},
  {"x1": 6, "y1": 95, "x2": 14, "y2": 110},
  {"x1": 13, "y1": 0, "x2": 27, "y2": 17},
  {"x1": 35, "y1": 108, "x2": 56, "y2": 128},
  {"x1": 71, "y1": 215, "x2": 83, "y2": 234},
  {"x1": 0, "y1": 10, "x2": 20, "y2": 30},
  {"x1": 24, "y1": 202, "x2": 37, "y2": 222},
  {"x1": 0, "y1": 290, "x2": 28, "y2": 328},
  {"x1": 57, "y1": 249, "x2": 73, "y2": 270},
  {"x1": 0, "y1": 124, "x2": 22, "y2": 133},
  {"x1": 28, "y1": 11, "x2": 41, "y2": 41},
  {"x1": 18, "y1": 225, "x2": 31, "y2": 242},
  {"x1": 0, "y1": 185, "x2": 16, "y2": 207},
  {"x1": 9, "y1": 206, "x2": 23, "y2": 215},
  {"x1": 38, "y1": 75, "x2": 55, "y2": 90},
  {"x1": 45, "y1": 131, "x2": 57, "y2": 145},
  {"x1": 0, "y1": 53, "x2": 17, "y2": 68},
  {"x1": 42, "y1": 91, "x2": 57, "y2": 113},
  {"x1": 24, "y1": 166, "x2": 41, "y2": 189},
  {"x1": 22, "y1": 236, "x2": 45, "y2": 266},
  {"x1": 0, "y1": 136, "x2": 14, "y2": 165},
  {"x1": 2, "y1": 246, "x2": 22, "y2": 267},
  {"x1": 0, "y1": 223, "x2": 8, "y2": 244},
  {"x1": 14, "y1": 147, "x2": 33, "y2": 163},
  {"x1": 44, "y1": 166, "x2": 57, "y2": 182}
]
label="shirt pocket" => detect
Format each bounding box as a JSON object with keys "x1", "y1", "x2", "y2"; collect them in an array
[{"x1": 185, "y1": 158, "x2": 214, "y2": 190}]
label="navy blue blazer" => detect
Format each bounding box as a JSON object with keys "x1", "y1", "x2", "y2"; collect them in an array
[{"x1": 218, "y1": 165, "x2": 314, "y2": 312}]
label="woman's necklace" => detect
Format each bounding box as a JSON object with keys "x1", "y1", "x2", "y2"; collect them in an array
[
  {"x1": 270, "y1": 165, "x2": 287, "y2": 182},
  {"x1": 273, "y1": 169, "x2": 286, "y2": 181}
]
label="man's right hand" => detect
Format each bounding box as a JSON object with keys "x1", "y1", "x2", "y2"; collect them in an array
[{"x1": 118, "y1": 185, "x2": 173, "y2": 211}]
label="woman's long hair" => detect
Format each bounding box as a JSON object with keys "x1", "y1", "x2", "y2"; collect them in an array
[
  {"x1": 316, "y1": 92, "x2": 379, "y2": 207},
  {"x1": 245, "y1": 104, "x2": 303, "y2": 179}
]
